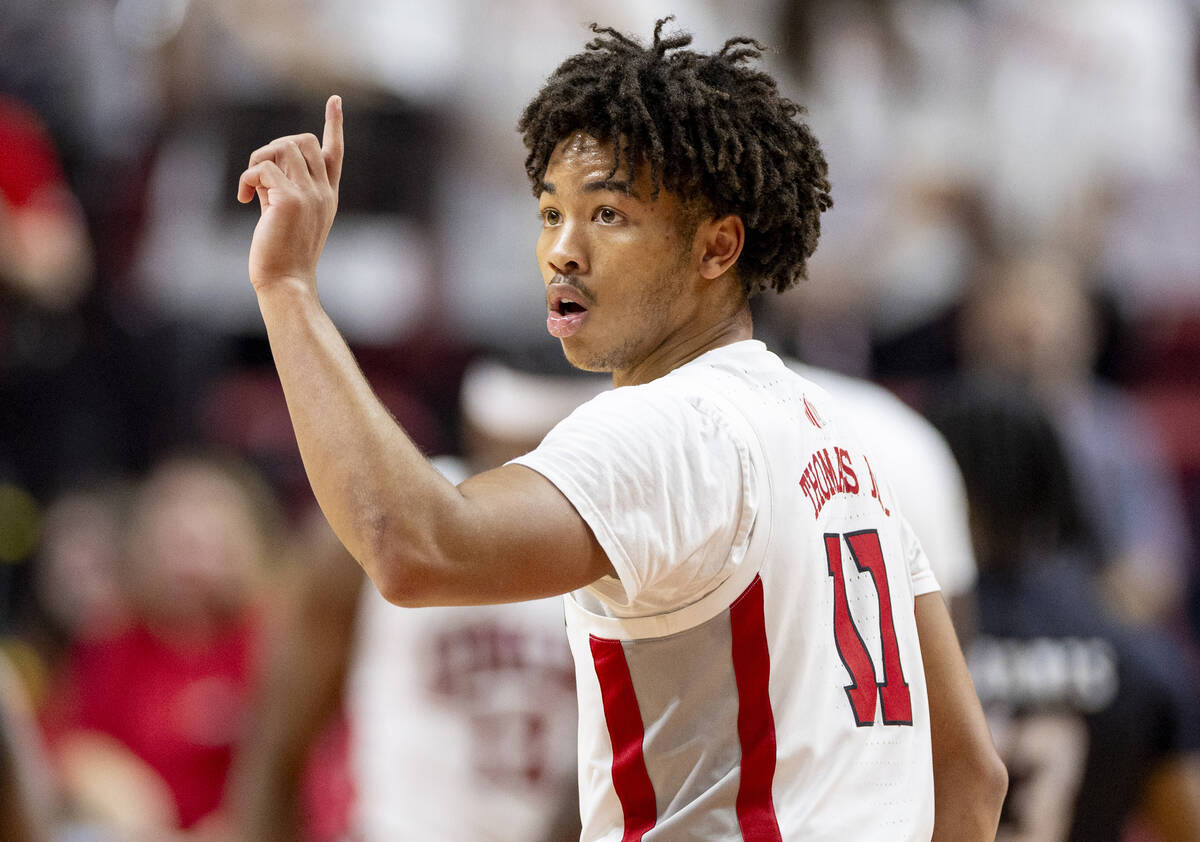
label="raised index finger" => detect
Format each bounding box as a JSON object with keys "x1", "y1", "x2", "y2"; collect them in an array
[{"x1": 322, "y1": 95, "x2": 344, "y2": 190}]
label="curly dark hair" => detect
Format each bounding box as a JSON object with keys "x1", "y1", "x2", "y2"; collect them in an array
[{"x1": 518, "y1": 17, "x2": 832, "y2": 297}]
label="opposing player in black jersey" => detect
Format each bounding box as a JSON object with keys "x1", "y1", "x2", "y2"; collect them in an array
[{"x1": 932, "y1": 380, "x2": 1200, "y2": 842}]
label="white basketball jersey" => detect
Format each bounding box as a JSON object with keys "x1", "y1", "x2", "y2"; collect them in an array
[{"x1": 517, "y1": 341, "x2": 937, "y2": 841}]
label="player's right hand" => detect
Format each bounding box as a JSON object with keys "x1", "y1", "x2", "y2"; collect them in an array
[{"x1": 237, "y1": 94, "x2": 343, "y2": 296}]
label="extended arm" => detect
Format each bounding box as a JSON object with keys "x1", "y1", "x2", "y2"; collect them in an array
[
  {"x1": 915, "y1": 591, "x2": 1008, "y2": 841},
  {"x1": 237, "y1": 97, "x2": 612, "y2": 606}
]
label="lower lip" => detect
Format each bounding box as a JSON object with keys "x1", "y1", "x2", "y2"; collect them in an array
[{"x1": 547, "y1": 309, "x2": 588, "y2": 339}]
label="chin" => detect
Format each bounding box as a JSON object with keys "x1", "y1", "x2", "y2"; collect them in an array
[
  {"x1": 559, "y1": 342, "x2": 610, "y2": 373},
  {"x1": 559, "y1": 333, "x2": 641, "y2": 375}
]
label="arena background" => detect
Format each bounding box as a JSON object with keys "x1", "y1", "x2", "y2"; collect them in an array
[{"x1": 0, "y1": 2, "x2": 1197, "y2": 839}]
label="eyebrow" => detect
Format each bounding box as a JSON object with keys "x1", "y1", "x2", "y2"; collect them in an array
[
  {"x1": 585, "y1": 178, "x2": 639, "y2": 198},
  {"x1": 538, "y1": 179, "x2": 641, "y2": 199}
]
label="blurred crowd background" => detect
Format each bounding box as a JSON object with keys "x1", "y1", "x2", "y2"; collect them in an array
[{"x1": 1, "y1": 1, "x2": 1198, "y2": 840}]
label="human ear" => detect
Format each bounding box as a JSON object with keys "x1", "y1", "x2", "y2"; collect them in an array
[{"x1": 698, "y1": 215, "x2": 745, "y2": 281}]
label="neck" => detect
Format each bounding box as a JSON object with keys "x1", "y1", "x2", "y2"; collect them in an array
[{"x1": 613, "y1": 303, "x2": 752, "y2": 387}]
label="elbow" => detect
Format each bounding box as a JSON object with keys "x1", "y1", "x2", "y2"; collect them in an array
[
  {"x1": 967, "y1": 742, "x2": 1009, "y2": 832},
  {"x1": 372, "y1": 568, "x2": 415, "y2": 607},
  {"x1": 364, "y1": 551, "x2": 423, "y2": 607},
  {"x1": 360, "y1": 543, "x2": 443, "y2": 608},
  {"x1": 350, "y1": 482, "x2": 470, "y2": 606},
  {"x1": 933, "y1": 736, "x2": 1009, "y2": 839},
  {"x1": 350, "y1": 510, "x2": 436, "y2": 607},
  {"x1": 983, "y1": 746, "x2": 1009, "y2": 818},
  {"x1": 352, "y1": 492, "x2": 469, "y2": 607}
]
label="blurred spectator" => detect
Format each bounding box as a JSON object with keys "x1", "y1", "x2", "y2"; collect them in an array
[
  {"x1": 120, "y1": 0, "x2": 445, "y2": 348},
  {"x1": 227, "y1": 348, "x2": 607, "y2": 841},
  {"x1": 768, "y1": 0, "x2": 970, "y2": 375},
  {"x1": 958, "y1": 250, "x2": 1194, "y2": 627},
  {"x1": 1, "y1": 1, "x2": 165, "y2": 328},
  {"x1": 0, "y1": 649, "x2": 56, "y2": 842},
  {"x1": 40, "y1": 453, "x2": 280, "y2": 837},
  {"x1": 765, "y1": 0, "x2": 1198, "y2": 378},
  {"x1": 0, "y1": 94, "x2": 111, "y2": 500},
  {"x1": 0, "y1": 95, "x2": 125, "y2": 695},
  {"x1": 33, "y1": 484, "x2": 131, "y2": 653},
  {"x1": 931, "y1": 379, "x2": 1200, "y2": 842},
  {"x1": 973, "y1": 0, "x2": 1197, "y2": 251},
  {"x1": 0, "y1": 482, "x2": 136, "y2": 721},
  {"x1": 0, "y1": 95, "x2": 93, "y2": 313}
]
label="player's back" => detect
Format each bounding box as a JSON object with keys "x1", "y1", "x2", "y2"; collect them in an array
[
  {"x1": 697, "y1": 342, "x2": 935, "y2": 838},
  {"x1": 562, "y1": 341, "x2": 936, "y2": 840}
]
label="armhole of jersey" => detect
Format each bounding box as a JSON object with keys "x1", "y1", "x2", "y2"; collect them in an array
[{"x1": 565, "y1": 390, "x2": 775, "y2": 641}]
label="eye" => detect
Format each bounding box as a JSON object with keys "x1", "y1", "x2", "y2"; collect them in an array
[
  {"x1": 540, "y1": 208, "x2": 562, "y2": 226},
  {"x1": 596, "y1": 207, "x2": 620, "y2": 224}
]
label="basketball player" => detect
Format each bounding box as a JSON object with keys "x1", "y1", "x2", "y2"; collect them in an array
[
  {"x1": 931, "y1": 380, "x2": 1200, "y2": 842},
  {"x1": 236, "y1": 19, "x2": 1005, "y2": 840}
]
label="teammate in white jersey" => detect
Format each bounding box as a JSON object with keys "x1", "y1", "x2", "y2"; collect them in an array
[{"x1": 235, "y1": 16, "x2": 1006, "y2": 840}]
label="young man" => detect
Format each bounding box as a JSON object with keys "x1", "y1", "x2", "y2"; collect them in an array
[{"x1": 237, "y1": 19, "x2": 1005, "y2": 840}]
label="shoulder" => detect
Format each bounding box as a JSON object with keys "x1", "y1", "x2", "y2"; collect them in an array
[
  {"x1": 548, "y1": 374, "x2": 744, "y2": 447},
  {"x1": 515, "y1": 377, "x2": 749, "y2": 495}
]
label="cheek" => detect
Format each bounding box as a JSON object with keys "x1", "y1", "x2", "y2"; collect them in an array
[{"x1": 535, "y1": 231, "x2": 554, "y2": 275}]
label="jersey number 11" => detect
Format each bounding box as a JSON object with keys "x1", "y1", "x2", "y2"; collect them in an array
[{"x1": 825, "y1": 530, "x2": 913, "y2": 727}]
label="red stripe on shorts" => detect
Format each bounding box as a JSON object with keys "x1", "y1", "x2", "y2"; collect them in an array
[
  {"x1": 730, "y1": 576, "x2": 783, "y2": 841},
  {"x1": 590, "y1": 635, "x2": 658, "y2": 841}
]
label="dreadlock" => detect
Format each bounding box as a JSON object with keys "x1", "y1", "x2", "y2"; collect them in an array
[{"x1": 518, "y1": 17, "x2": 833, "y2": 298}]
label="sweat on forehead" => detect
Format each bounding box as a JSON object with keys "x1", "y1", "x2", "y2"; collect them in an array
[{"x1": 538, "y1": 133, "x2": 642, "y2": 197}]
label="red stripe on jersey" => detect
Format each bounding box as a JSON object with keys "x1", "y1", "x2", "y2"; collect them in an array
[
  {"x1": 730, "y1": 576, "x2": 783, "y2": 841},
  {"x1": 589, "y1": 635, "x2": 657, "y2": 841},
  {"x1": 803, "y1": 395, "x2": 824, "y2": 428}
]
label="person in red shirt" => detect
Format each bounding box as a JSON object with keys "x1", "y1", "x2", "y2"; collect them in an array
[
  {"x1": 0, "y1": 94, "x2": 92, "y2": 312},
  {"x1": 41, "y1": 454, "x2": 278, "y2": 836}
]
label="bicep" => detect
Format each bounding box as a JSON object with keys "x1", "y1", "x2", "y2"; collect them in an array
[{"x1": 409, "y1": 463, "x2": 614, "y2": 606}]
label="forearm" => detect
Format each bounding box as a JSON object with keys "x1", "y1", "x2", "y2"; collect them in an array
[
  {"x1": 238, "y1": 100, "x2": 610, "y2": 607},
  {"x1": 916, "y1": 592, "x2": 1008, "y2": 841},
  {"x1": 255, "y1": 279, "x2": 458, "y2": 592}
]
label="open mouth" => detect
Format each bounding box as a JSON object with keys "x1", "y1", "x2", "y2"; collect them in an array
[{"x1": 547, "y1": 286, "x2": 590, "y2": 339}]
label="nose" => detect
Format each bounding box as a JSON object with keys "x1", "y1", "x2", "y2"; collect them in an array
[{"x1": 543, "y1": 221, "x2": 588, "y2": 277}]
